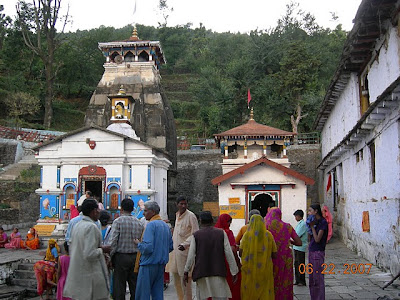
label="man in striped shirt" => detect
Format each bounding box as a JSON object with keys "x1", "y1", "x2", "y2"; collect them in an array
[{"x1": 109, "y1": 198, "x2": 144, "y2": 300}]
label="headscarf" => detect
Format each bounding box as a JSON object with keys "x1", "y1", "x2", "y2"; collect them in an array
[
  {"x1": 215, "y1": 213, "x2": 235, "y2": 246},
  {"x1": 264, "y1": 207, "x2": 293, "y2": 255},
  {"x1": 45, "y1": 239, "x2": 60, "y2": 262},
  {"x1": 240, "y1": 215, "x2": 274, "y2": 299},
  {"x1": 322, "y1": 205, "x2": 333, "y2": 242}
]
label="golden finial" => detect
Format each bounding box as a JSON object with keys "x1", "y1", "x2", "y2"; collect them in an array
[
  {"x1": 250, "y1": 107, "x2": 254, "y2": 120},
  {"x1": 118, "y1": 85, "x2": 126, "y2": 95},
  {"x1": 129, "y1": 25, "x2": 139, "y2": 41}
]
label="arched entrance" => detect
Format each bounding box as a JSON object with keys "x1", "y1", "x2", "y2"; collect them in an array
[
  {"x1": 251, "y1": 193, "x2": 276, "y2": 218},
  {"x1": 78, "y1": 165, "x2": 106, "y2": 202}
]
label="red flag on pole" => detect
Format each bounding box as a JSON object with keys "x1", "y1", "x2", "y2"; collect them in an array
[
  {"x1": 247, "y1": 89, "x2": 251, "y2": 109},
  {"x1": 326, "y1": 173, "x2": 332, "y2": 192}
]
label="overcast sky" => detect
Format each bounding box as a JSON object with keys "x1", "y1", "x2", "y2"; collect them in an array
[{"x1": 2, "y1": 0, "x2": 362, "y2": 33}]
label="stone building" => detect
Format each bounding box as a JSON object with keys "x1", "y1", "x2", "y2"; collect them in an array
[
  {"x1": 212, "y1": 110, "x2": 314, "y2": 233},
  {"x1": 84, "y1": 28, "x2": 177, "y2": 201},
  {"x1": 314, "y1": 0, "x2": 400, "y2": 276}
]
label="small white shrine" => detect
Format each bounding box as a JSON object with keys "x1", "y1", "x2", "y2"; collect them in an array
[
  {"x1": 212, "y1": 109, "x2": 314, "y2": 233},
  {"x1": 33, "y1": 88, "x2": 171, "y2": 231}
]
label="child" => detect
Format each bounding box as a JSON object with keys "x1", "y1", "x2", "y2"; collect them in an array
[
  {"x1": 293, "y1": 210, "x2": 307, "y2": 286},
  {"x1": 57, "y1": 241, "x2": 71, "y2": 300}
]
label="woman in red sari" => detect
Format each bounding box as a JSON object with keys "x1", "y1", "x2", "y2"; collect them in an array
[{"x1": 215, "y1": 213, "x2": 241, "y2": 300}]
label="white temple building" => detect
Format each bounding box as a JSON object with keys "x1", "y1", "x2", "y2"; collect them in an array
[{"x1": 33, "y1": 88, "x2": 171, "y2": 231}]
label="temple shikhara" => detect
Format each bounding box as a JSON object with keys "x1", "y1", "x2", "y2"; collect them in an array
[
  {"x1": 212, "y1": 109, "x2": 314, "y2": 232},
  {"x1": 33, "y1": 29, "x2": 176, "y2": 233}
]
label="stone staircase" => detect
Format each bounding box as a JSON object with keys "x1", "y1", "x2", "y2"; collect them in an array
[
  {"x1": 0, "y1": 155, "x2": 38, "y2": 181},
  {"x1": 0, "y1": 249, "x2": 42, "y2": 299},
  {"x1": 0, "y1": 260, "x2": 38, "y2": 299}
]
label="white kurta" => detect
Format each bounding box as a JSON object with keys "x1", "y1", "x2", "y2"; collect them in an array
[
  {"x1": 63, "y1": 216, "x2": 109, "y2": 300},
  {"x1": 168, "y1": 209, "x2": 199, "y2": 276},
  {"x1": 184, "y1": 230, "x2": 239, "y2": 300}
]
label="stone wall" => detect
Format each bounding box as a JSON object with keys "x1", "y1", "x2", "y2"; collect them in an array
[
  {"x1": 0, "y1": 170, "x2": 40, "y2": 229},
  {"x1": 286, "y1": 144, "x2": 321, "y2": 204},
  {"x1": 172, "y1": 145, "x2": 321, "y2": 222},
  {"x1": 0, "y1": 143, "x2": 17, "y2": 167},
  {"x1": 172, "y1": 150, "x2": 222, "y2": 221}
]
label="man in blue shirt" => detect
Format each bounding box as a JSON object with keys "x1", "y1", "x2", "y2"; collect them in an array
[
  {"x1": 134, "y1": 201, "x2": 173, "y2": 300},
  {"x1": 293, "y1": 209, "x2": 308, "y2": 286}
]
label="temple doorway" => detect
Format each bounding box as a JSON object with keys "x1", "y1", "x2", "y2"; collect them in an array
[
  {"x1": 85, "y1": 180, "x2": 103, "y2": 201},
  {"x1": 251, "y1": 193, "x2": 276, "y2": 218}
]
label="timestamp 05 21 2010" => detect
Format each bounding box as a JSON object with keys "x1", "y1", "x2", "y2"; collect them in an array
[{"x1": 298, "y1": 263, "x2": 373, "y2": 275}]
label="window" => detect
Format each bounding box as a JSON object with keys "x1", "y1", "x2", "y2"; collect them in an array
[
  {"x1": 359, "y1": 75, "x2": 370, "y2": 115},
  {"x1": 369, "y1": 142, "x2": 376, "y2": 183}
]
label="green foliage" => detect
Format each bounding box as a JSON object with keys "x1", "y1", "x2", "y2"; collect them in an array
[
  {"x1": 0, "y1": 1, "x2": 347, "y2": 138},
  {"x1": 18, "y1": 165, "x2": 41, "y2": 182},
  {"x1": 0, "y1": 203, "x2": 11, "y2": 209}
]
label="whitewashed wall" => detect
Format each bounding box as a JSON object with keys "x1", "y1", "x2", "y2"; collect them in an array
[
  {"x1": 368, "y1": 27, "x2": 400, "y2": 103},
  {"x1": 218, "y1": 165, "x2": 309, "y2": 235},
  {"x1": 321, "y1": 74, "x2": 360, "y2": 158},
  {"x1": 321, "y1": 23, "x2": 400, "y2": 276},
  {"x1": 36, "y1": 128, "x2": 171, "y2": 218}
]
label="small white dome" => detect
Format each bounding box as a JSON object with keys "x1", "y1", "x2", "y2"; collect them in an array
[{"x1": 107, "y1": 123, "x2": 140, "y2": 140}]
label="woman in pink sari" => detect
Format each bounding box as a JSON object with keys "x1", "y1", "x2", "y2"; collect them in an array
[
  {"x1": 5, "y1": 227, "x2": 22, "y2": 249},
  {"x1": 322, "y1": 205, "x2": 333, "y2": 242},
  {"x1": 265, "y1": 208, "x2": 302, "y2": 300},
  {"x1": 215, "y1": 213, "x2": 241, "y2": 300}
]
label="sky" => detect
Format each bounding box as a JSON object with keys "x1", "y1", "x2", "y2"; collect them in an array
[{"x1": 2, "y1": 0, "x2": 362, "y2": 33}]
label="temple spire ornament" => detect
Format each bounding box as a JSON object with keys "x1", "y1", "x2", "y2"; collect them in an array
[{"x1": 250, "y1": 107, "x2": 254, "y2": 121}]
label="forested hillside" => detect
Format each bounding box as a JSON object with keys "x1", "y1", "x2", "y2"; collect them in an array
[{"x1": 0, "y1": 2, "x2": 347, "y2": 140}]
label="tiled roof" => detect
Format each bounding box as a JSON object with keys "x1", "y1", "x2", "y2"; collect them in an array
[
  {"x1": 0, "y1": 126, "x2": 61, "y2": 143},
  {"x1": 211, "y1": 156, "x2": 315, "y2": 186},
  {"x1": 214, "y1": 119, "x2": 294, "y2": 138}
]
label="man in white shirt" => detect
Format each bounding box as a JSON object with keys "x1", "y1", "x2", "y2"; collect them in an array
[
  {"x1": 77, "y1": 190, "x2": 92, "y2": 207},
  {"x1": 168, "y1": 196, "x2": 199, "y2": 300}
]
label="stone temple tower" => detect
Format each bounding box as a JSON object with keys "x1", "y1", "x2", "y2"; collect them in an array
[{"x1": 84, "y1": 28, "x2": 177, "y2": 203}]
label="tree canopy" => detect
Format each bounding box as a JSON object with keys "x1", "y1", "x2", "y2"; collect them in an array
[{"x1": 0, "y1": 1, "x2": 347, "y2": 137}]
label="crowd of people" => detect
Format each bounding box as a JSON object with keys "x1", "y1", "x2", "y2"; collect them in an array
[
  {"x1": 0, "y1": 226, "x2": 40, "y2": 250},
  {"x1": 1, "y1": 190, "x2": 333, "y2": 300}
]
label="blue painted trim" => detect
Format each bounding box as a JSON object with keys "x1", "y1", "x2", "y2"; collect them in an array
[
  {"x1": 147, "y1": 166, "x2": 151, "y2": 188},
  {"x1": 57, "y1": 167, "x2": 60, "y2": 188},
  {"x1": 129, "y1": 166, "x2": 132, "y2": 188},
  {"x1": 247, "y1": 184, "x2": 281, "y2": 190},
  {"x1": 40, "y1": 167, "x2": 43, "y2": 188},
  {"x1": 64, "y1": 178, "x2": 77, "y2": 184}
]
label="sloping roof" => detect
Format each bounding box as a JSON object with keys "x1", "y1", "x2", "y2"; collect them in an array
[
  {"x1": 214, "y1": 119, "x2": 294, "y2": 139},
  {"x1": 211, "y1": 156, "x2": 315, "y2": 185},
  {"x1": 314, "y1": 0, "x2": 398, "y2": 130},
  {"x1": 31, "y1": 125, "x2": 170, "y2": 157}
]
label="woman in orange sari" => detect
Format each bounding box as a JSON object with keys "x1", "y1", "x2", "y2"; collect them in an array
[{"x1": 21, "y1": 227, "x2": 40, "y2": 250}]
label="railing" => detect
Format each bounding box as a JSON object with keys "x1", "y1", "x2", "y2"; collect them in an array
[{"x1": 293, "y1": 132, "x2": 320, "y2": 145}]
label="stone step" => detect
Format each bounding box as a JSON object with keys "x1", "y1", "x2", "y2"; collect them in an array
[
  {"x1": 10, "y1": 278, "x2": 36, "y2": 289},
  {"x1": 0, "y1": 285, "x2": 34, "y2": 300},
  {"x1": 14, "y1": 270, "x2": 35, "y2": 280},
  {"x1": 18, "y1": 263, "x2": 35, "y2": 271}
]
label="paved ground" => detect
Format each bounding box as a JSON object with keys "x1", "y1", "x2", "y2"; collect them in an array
[{"x1": 0, "y1": 236, "x2": 399, "y2": 299}]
